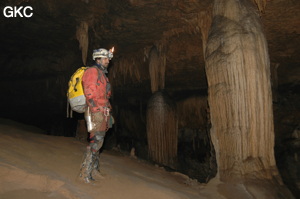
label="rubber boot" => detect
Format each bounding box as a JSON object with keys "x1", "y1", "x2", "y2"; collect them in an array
[
  {"x1": 79, "y1": 146, "x2": 95, "y2": 183},
  {"x1": 92, "y1": 153, "x2": 105, "y2": 179},
  {"x1": 93, "y1": 153, "x2": 100, "y2": 172}
]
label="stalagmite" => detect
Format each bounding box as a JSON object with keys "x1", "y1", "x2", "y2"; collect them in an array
[{"x1": 146, "y1": 91, "x2": 178, "y2": 168}]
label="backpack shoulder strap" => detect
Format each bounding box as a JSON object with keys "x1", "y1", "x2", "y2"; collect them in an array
[{"x1": 89, "y1": 65, "x2": 104, "y2": 85}]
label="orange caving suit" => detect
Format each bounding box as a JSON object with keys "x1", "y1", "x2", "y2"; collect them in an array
[
  {"x1": 82, "y1": 66, "x2": 113, "y2": 157},
  {"x1": 80, "y1": 65, "x2": 113, "y2": 182},
  {"x1": 82, "y1": 66, "x2": 112, "y2": 134}
]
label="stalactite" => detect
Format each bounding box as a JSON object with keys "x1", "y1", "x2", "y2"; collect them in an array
[
  {"x1": 253, "y1": 0, "x2": 267, "y2": 12},
  {"x1": 149, "y1": 46, "x2": 166, "y2": 93},
  {"x1": 76, "y1": 21, "x2": 88, "y2": 66},
  {"x1": 198, "y1": 10, "x2": 213, "y2": 53},
  {"x1": 149, "y1": 46, "x2": 157, "y2": 90},
  {"x1": 146, "y1": 91, "x2": 178, "y2": 168}
]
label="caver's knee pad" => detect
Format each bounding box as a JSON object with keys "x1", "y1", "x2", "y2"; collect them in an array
[{"x1": 90, "y1": 132, "x2": 105, "y2": 153}]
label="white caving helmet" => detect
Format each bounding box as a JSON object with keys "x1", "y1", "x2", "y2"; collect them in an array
[{"x1": 92, "y1": 47, "x2": 114, "y2": 60}]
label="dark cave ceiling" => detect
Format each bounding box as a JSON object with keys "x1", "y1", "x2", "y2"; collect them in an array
[{"x1": 0, "y1": 0, "x2": 299, "y2": 97}]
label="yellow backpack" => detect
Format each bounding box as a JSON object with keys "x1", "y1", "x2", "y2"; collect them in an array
[{"x1": 67, "y1": 67, "x2": 88, "y2": 116}]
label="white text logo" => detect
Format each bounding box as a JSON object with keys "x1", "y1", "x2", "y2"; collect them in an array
[{"x1": 3, "y1": 6, "x2": 33, "y2": 18}]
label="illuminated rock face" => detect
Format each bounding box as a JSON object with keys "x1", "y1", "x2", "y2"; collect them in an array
[{"x1": 0, "y1": 0, "x2": 299, "y2": 197}]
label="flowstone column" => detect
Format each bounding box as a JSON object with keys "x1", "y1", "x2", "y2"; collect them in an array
[{"x1": 204, "y1": 0, "x2": 293, "y2": 198}]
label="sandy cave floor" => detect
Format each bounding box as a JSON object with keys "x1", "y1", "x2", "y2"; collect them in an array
[{"x1": 0, "y1": 118, "x2": 225, "y2": 199}]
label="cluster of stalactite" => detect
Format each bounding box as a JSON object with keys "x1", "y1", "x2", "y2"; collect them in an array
[{"x1": 109, "y1": 50, "x2": 148, "y2": 87}]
